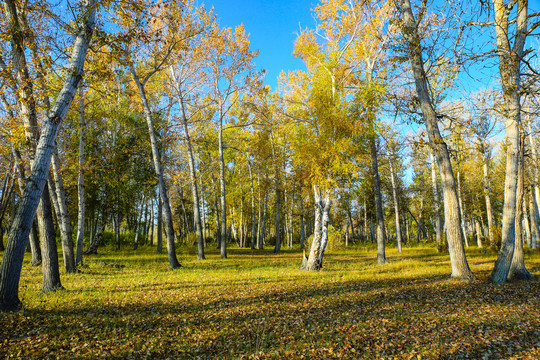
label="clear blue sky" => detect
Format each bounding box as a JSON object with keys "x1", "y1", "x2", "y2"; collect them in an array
[
  {"x1": 205, "y1": 0, "x2": 540, "y2": 92},
  {"x1": 203, "y1": 0, "x2": 316, "y2": 90}
]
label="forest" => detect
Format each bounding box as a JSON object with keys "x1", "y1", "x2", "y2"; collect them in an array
[{"x1": 0, "y1": 0, "x2": 540, "y2": 358}]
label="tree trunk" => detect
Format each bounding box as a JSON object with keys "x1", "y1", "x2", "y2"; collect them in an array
[
  {"x1": 114, "y1": 207, "x2": 120, "y2": 251},
  {"x1": 528, "y1": 188, "x2": 538, "y2": 248},
  {"x1": 149, "y1": 197, "x2": 154, "y2": 246},
  {"x1": 371, "y1": 137, "x2": 386, "y2": 264},
  {"x1": 86, "y1": 217, "x2": 104, "y2": 255},
  {"x1": 218, "y1": 116, "x2": 227, "y2": 259},
  {"x1": 522, "y1": 193, "x2": 531, "y2": 248},
  {"x1": 11, "y1": 148, "x2": 42, "y2": 266},
  {"x1": 389, "y1": 155, "x2": 403, "y2": 253},
  {"x1": 481, "y1": 143, "x2": 495, "y2": 249},
  {"x1": 261, "y1": 191, "x2": 268, "y2": 248},
  {"x1": 300, "y1": 197, "x2": 305, "y2": 250},
  {"x1": 490, "y1": 0, "x2": 527, "y2": 284},
  {"x1": 257, "y1": 172, "x2": 263, "y2": 249},
  {"x1": 457, "y1": 167, "x2": 469, "y2": 247},
  {"x1": 430, "y1": 152, "x2": 443, "y2": 252},
  {"x1": 0, "y1": 0, "x2": 95, "y2": 311},
  {"x1": 475, "y1": 219, "x2": 483, "y2": 249},
  {"x1": 301, "y1": 185, "x2": 332, "y2": 271},
  {"x1": 397, "y1": 0, "x2": 473, "y2": 280},
  {"x1": 76, "y1": 83, "x2": 86, "y2": 266},
  {"x1": 274, "y1": 184, "x2": 282, "y2": 254},
  {"x1": 199, "y1": 174, "x2": 207, "y2": 246},
  {"x1": 527, "y1": 120, "x2": 540, "y2": 250},
  {"x1": 38, "y1": 184, "x2": 63, "y2": 292},
  {"x1": 176, "y1": 84, "x2": 205, "y2": 259},
  {"x1": 134, "y1": 196, "x2": 144, "y2": 250},
  {"x1": 157, "y1": 194, "x2": 163, "y2": 254},
  {"x1": 130, "y1": 67, "x2": 180, "y2": 269},
  {"x1": 51, "y1": 151, "x2": 76, "y2": 273},
  {"x1": 247, "y1": 158, "x2": 256, "y2": 250},
  {"x1": 508, "y1": 134, "x2": 532, "y2": 280}
]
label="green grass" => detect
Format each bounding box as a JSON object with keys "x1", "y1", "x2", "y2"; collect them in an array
[{"x1": 1, "y1": 243, "x2": 539, "y2": 359}]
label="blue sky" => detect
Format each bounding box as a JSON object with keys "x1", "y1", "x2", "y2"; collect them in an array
[
  {"x1": 203, "y1": 0, "x2": 316, "y2": 90},
  {"x1": 204, "y1": 0, "x2": 540, "y2": 92}
]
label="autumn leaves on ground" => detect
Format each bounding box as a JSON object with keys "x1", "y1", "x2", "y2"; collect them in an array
[{"x1": 1, "y1": 245, "x2": 539, "y2": 360}]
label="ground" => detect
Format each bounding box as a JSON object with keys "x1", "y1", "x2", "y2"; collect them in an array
[{"x1": 1, "y1": 244, "x2": 539, "y2": 359}]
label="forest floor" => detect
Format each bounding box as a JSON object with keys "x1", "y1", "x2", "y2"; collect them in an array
[{"x1": 0, "y1": 243, "x2": 539, "y2": 359}]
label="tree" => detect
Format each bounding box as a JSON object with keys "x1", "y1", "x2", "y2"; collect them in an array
[
  {"x1": 395, "y1": 0, "x2": 474, "y2": 280},
  {"x1": 0, "y1": 0, "x2": 97, "y2": 311},
  {"x1": 490, "y1": 0, "x2": 534, "y2": 284}
]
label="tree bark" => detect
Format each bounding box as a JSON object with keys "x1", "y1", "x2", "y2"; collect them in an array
[
  {"x1": 397, "y1": 0, "x2": 473, "y2": 280},
  {"x1": 130, "y1": 67, "x2": 180, "y2": 269}
]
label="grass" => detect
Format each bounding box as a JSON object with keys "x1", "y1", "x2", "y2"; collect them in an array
[{"x1": 1, "y1": 243, "x2": 539, "y2": 359}]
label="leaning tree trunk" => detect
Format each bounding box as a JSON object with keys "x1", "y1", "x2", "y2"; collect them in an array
[
  {"x1": 301, "y1": 185, "x2": 332, "y2": 271},
  {"x1": 389, "y1": 155, "x2": 403, "y2": 253},
  {"x1": 0, "y1": 0, "x2": 95, "y2": 311},
  {"x1": 490, "y1": 0, "x2": 527, "y2": 284},
  {"x1": 508, "y1": 132, "x2": 532, "y2": 281},
  {"x1": 76, "y1": 83, "x2": 86, "y2": 266},
  {"x1": 398, "y1": 0, "x2": 473, "y2": 280},
  {"x1": 130, "y1": 67, "x2": 180, "y2": 269}
]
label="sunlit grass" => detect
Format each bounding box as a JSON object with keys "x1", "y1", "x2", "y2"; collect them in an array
[{"x1": 1, "y1": 242, "x2": 539, "y2": 359}]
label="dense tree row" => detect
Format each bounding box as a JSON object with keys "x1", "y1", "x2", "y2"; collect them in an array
[{"x1": 0, "y1": 0, "x2": 539, "y2": 310}]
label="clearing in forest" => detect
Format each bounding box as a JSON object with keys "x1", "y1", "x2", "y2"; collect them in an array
[{"x1": 1, "y1": 245, "x2": 539, "y2": 359}]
